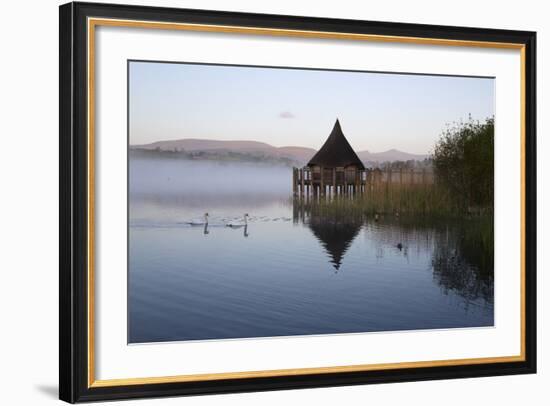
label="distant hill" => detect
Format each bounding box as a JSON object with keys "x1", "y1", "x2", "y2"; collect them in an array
[
  {"x1": 277, "y1": 146, "x2": 317, "y2": 163},
  {"x1": 131, "y1": 139, "x2": 427, "y2": 166},
  {"x1": 357, "y1": 149, "x2": 428, "y2": 164},
  {"x1": 134, "y1": 139, "x2": 277, "y2": 153},
  {"x1": 131, "y1": 139, "x2": 315, "y2": 166}
]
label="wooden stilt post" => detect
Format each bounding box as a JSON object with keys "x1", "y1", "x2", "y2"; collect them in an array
[
  {"x1": 293, "y1": 168, "x2": 297, "y2": 196},
  {"x1": 320, "y1": 166, "x2": 325, "y2": 197},
  {"x1": 332, "y1": 168, "x2": 336, "y2": 198},
  {"x1": 344, "y1": 168, "x2": 348, "y2": 196},
  {"x1": 301, "y1": 168, "x2": 305, "y2": 197}
]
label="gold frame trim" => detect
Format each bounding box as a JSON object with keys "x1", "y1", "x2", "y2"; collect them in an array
[{"x1": 87, "y1": 17, "x2": 527, "y2": 388}]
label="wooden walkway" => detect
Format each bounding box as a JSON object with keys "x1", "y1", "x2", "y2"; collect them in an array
[{"x1": 292, "y1": 167, "x2": 434, "y2": 197}]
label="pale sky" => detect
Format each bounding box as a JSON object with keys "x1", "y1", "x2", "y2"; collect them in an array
[{"x1": 129, "y1": 61, "x2": 494, "y2": 155}]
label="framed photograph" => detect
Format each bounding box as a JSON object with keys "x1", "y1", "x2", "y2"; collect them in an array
[{"x1": 59, "y1": 2, "x2": 536, "y2": 403}]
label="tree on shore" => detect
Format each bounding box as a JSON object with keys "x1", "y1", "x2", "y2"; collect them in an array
[{"x1": 432, "y1": 116, "x2": 494, "y2": 210}]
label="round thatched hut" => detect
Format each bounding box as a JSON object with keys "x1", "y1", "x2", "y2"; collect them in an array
[{"x1": 293, "y1": 119, "x2": 366, "y2": 196}]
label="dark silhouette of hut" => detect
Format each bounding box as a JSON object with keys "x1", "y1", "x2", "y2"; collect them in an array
[
  {"x1": 308, "y1": 218, "x2": 362, "y2": 271},
  {"x1": 293, "y1": 119, "x2": 367, "y2": 196},
  {"x1": 292, "y1": 199, "x2": 363, "y2": 271}
]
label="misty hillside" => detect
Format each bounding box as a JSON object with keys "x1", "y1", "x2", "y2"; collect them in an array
[
  {"x1": 358, "y1": 149, "x2": 428, "y2": 163},
  {"x1": 134, "y1": 139, "x2": 278, "y2": 153},
  {"x1": 131, "y1": 139, "x2": 427, "y2": 166}
]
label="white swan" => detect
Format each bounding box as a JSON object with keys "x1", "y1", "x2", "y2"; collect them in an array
[
  {"x1": 226, "y1": 213, "x2": 249, "y2": 228},
  {"x1": 187, "y1": 212, "x2": 209, "y2": 226}
]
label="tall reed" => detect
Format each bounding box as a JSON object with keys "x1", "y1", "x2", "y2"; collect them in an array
[{"x1": 294, "y1": 183, "x2": 488, "y2": 217}]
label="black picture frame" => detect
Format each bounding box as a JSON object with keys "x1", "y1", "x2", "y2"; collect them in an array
[{"x1": 60, "y1": 1, "x2": 537, "y2": 403}]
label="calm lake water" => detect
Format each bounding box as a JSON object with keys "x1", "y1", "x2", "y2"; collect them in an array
[{"x1": 128, "y1": 159, "x2": 494, "y2": 343}]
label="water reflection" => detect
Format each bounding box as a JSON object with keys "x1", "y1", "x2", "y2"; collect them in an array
[
  {"x1": 292, "y1": 199, "x2": 493, "y2": 307},
  {"x1": 309, "y1": 219, "x2": 361, "y2": 271},
  {"x1": 129, "y1": 196, "x2": 494, "y2": 342},
  {"x1": 431, "y1": 218, "x2": 494, "y2": 305},
  {"x1": 293, "y1": 201, "x2": 363, "y2": 271}
]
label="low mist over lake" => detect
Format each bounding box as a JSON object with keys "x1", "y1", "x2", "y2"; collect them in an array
[{"x1": 130, "y1": 157, "x2": 292, "y2": 198}]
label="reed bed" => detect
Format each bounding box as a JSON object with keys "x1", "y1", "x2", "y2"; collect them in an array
[{"x1": 294, "y1": 183, "x2": 491, "y2": 218}]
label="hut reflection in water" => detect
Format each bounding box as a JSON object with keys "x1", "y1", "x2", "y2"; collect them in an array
[
  {"x1": 292, "y1": 198, "x2": 493, "y2": 307},
  {"x1": 294, "y1": 203, "x2": 362, "y2": 271}
]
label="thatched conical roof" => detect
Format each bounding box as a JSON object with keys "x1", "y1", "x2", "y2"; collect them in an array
[{"x1": 307, "y1": 119, "x2": 365, "y2": 169}]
